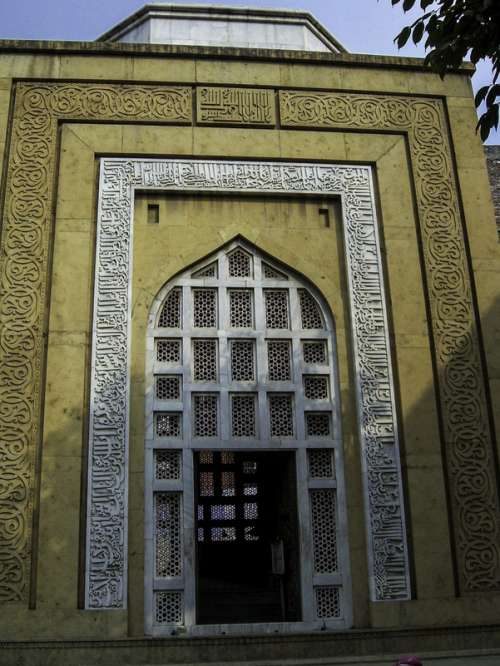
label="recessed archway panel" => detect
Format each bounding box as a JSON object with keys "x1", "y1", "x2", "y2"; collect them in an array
[{"x1": 85, "y1": 158, "x2": 411, "y2": 613}]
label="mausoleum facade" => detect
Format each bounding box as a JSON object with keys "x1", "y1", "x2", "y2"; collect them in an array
[{"x1": 1, "y1": 4, "x2": 500, "y2": 664}]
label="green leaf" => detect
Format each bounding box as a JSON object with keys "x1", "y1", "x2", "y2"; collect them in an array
[
  {"x1": 475, "y1": 86, "x2": 488, "y2": 108},
  {"x1": 396, "y1": 26, "x2": 412, "y2": 48},
  {"x1": 486, "y1": 84, "x2": 500, "y2": 107},
  {"x1": 478, "y1": 105, "x2": 499, "y2": 142},
  {"x1": 412, "y1": 21, "x2": 425, "y2": 44},
  {"x1": 470, "y1": 47, "x2": 481, "y2": 64},
  {"x1": 427, "y1": 13, "x2": 438, "y2": 33},
  {"x1": 493, "y1": 103, "x2": 499, "y2": 130},
  {"x1": 403, "y1": 0, "x2": 416, "y2": 10},
  {"x1": 479, "y1": 117, "x2": 490, "y2": 142}
]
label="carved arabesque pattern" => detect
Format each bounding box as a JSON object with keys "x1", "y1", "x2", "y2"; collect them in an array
[
  {"x1": 0, "y1": 83, "x2": 192, "y2": 604},
  {"x1": 0, "y1": 79, "x2": 496, "y2": 607},
  {"x1": 2, "y1": 152, "x2": 411, "y2": 607},
  {"x1": 280, "y1": 90, "x2": 500, "y2": 595}
]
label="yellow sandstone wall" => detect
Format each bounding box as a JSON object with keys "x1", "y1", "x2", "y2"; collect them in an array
[{"x1": 0, "y1": 46, "x2": 499, "y2": 642}]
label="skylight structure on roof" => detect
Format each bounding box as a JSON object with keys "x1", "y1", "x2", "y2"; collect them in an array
[{"x1": 98, "y1": 4, "x2": 346, "y2": 53}]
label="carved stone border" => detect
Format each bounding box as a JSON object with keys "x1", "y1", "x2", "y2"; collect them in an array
[
  {"x1": 89, "y1": 158, "x2": 410, "y2": 607},
  {"x1": 0, "y1": 84, "x2": 192, "y2": 604},
  {"x1": 0, "y1": 81, "x2": 498, "y2": 606},
  {"x1": 279, "y1": 90, "x2": 500, "y2": 595}
]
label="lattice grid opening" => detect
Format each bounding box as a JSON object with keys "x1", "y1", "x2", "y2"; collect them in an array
[
  {"x1": 211, "y1": 504, "x2": 236, "y2": 520},
  {"x1": 193, "y1": 289, "x2": 217, "y2": 328},
  {"x1": 155, "y1": 493, "x2": 182, "y2": 577},
  {"x1": 200, "y1": 471, "x2": 214, "y2": 496},
  {"x1": 229, "y1": 289, "x2": 254, "y2": 328},
  {"x1": 148, "y1": 242, "x2": 347, "y2": 633},
  {"x1": 267, "y1": 340, "x2": 291, "y2": 381},
  {"x1": 269, "y1": 394, "x2": 294, "y2": 437},
  {"x1": 228, "y1": 248, "x2": 252, "y2": 277},
  {"x1": 192, "y1": 262, "x2": 218, "y2": 279},
  {"x1": 311, "y1": 489, "x2": 338, "y2": 574},
  {"x1": 212, "y1": 527, "x2": 236, "y2": 541},
  {"x1": 299, "y1": 289, "x2": 323, "y2": 329},
  {"x1": 303, "y1": 340, "x2": 327, "y2": 365},
  {"x1": 306, "y1": 412, "x2": 331, "y2": 438},
  {"x1": 158, "y1": 288, "x2": 182, "y2": 328},
  {"x1": 156, "y1": 376, "x2": 181, "y2": 401},
  {"x1": 155, "y1": 591, "x2": 184, "y2": 625},
  {"x1": 264, "y1": 289, "x2": 289, "y2": 329},
  {"x1": 315, "y1": 586, "x2": 341, "y2": 619},
  {"x1": 308, "y1": 449, "x2": 335, "y2": 479},
  {"x1": 221, "y1": 451, "x2": 235, "y2": 464},
  {"x1": 244, "y1": 502, "x2": 258, "y2": 519},
  {"x1": 262, "y1": 262, "x2": 288, "y2": 280},
  {"x1": 231, "y1": 394, "x2": 257, "y2": 437},
  {"x1": 156, "y1": 413, "x2": 182, "y2": 438},
  {"x1": 304, "y1": 375, "x2": 329, "y2": 401},
  {"x1": 193, "y1": 339, "x2": 217, "y2": 382},
  {"x1": 193, "y1": 394, "x2": 218, "y2": 437},
  {"x1": 155, "y1": 450, "x2": 182, "y2": 480},
  {"x1": 156, "y1": 339, "x2": 182, "y2": 364},
  {"x1": 222, "y1": 471, "x2": 235, "y2": 496},
  {"x1": 230, "y1": 340, "x2": 255, "y2": 381},
  {"x1": 199, "y1": 450, "x2": 213, "y2": 465},
  {"x1": 244, "y1": 526, "x2": 259, "y2": 542}
]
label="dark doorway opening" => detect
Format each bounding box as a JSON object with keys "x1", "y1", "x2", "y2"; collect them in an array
[{"x1": 195, "y1": 450, "x2": 301, "y2": 625}]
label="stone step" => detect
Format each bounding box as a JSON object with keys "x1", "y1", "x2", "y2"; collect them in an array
[
  {"x1": 2, "y1": 626, "x2": 500, "y2": 666},
  {"x1": 131, "y1": 652, "x2": 500, "y2": 666}
]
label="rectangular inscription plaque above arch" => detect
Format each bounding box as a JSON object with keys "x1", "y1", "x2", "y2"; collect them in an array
[{"x1": 86, "y1": 157, "x2": 411, "y2": 609}]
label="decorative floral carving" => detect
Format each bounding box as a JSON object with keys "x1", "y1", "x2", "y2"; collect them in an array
[
  {"x1": 280, "y1": 90, "x2": 500, "y2": 594},
  {"x1": 0, "y1": 83, "x2": 192, "y2": 604}
]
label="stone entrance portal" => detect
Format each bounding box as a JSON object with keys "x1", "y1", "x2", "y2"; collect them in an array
[
  {"x1": 85, "y1": 158, "x2": 409, "y2": 625},
  {"x1": 195, "y1": 450, "x2": 301, "y2": 625}
]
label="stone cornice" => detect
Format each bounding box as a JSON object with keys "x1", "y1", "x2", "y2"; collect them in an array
[{"x1": 0, "y1": 39, "x2": 475, "y2": 75}]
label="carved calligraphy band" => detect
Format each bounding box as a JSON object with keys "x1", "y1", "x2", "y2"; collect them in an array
[{"x1": 89, "y1": 158, "x2": 410, "y2": 606}]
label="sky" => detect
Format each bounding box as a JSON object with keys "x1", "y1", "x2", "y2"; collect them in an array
[{"x1": 0, "y1": 0, "x2": 496, "y2": 143}]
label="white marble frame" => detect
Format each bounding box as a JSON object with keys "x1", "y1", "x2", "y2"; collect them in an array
[{"x1": 85, "y1": 158, "x2": 411, "y2": 611}]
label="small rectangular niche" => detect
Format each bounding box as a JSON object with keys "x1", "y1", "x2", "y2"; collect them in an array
[
  {"x1": 319, "y1": 207, "x2": 330, "y2": 228},
  {"x1": 148, "y1": 203, "x2": 160, "y2": 224}
]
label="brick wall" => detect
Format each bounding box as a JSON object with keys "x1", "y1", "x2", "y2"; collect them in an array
[{"x1": 485, "y1": 145, "x2": 500, "y2": 238}]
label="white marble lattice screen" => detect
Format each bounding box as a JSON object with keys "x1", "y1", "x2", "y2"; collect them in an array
[
  {"x1": 145, "y1": 241, "x2": 350, "y2": 634},
  {"x1": 85, "y1": 158, "x2": 411, "y2": 613}
]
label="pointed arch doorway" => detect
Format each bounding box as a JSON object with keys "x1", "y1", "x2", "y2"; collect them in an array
[{"x1": 145, "y1": 239, "x2": 351, "y2": 635}]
